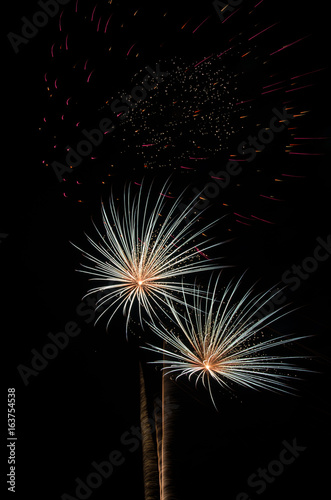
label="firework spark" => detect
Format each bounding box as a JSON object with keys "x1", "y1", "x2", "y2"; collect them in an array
[
  {"x1": 112, "y1": 57, "x2": 241, "y2": 168},
  {"x1": 145, "y1": 275, "x2": 308, "y2": 408},
  {"x1": 73, "y1": 180, "x2": 226, "y2": 332}
]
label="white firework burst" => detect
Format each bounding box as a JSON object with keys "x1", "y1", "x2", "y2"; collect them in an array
[
  {"x1": 145, "y1": 274, "x2": 308, "y2": 408},
  {"x1": 73, "y1": 180, "x2": 226, "y2": 332}
]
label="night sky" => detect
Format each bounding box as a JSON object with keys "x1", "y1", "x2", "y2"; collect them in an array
[{"x1": 2, "y1": 1, "x2": 331, "y2": 499}]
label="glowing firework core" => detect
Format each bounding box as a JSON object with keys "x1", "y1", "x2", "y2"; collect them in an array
[{"x1": 202, "y1": 356, "x2": 218, "y2": 372}]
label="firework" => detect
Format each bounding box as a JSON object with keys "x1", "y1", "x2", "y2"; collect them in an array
[
  {"x1": 145, "y1": 274, "x2": 307, "y2": 408},
  {"x1": 111, "y1": 57, "x2": 242, "y2": 168},
  {"x1": 73, "y1": 180, "x2": 226, "y2": 332},
  {"x1": 39, "y1": 0, "x2": 325, "y2": 235}
]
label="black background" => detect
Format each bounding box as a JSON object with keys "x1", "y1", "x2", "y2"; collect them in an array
[{"x1": 1, "y1": 1, "x2": 330, "y2": 499}]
